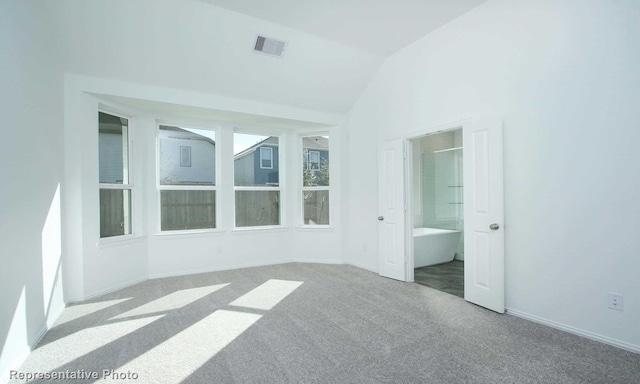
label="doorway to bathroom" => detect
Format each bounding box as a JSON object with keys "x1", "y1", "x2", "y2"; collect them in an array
[
  {"x1": 378, "y1": 117, "x2": 504, "y2": 312},
  {"x1": 410, "y1": 128, "x2": 465, "y2": 298}
]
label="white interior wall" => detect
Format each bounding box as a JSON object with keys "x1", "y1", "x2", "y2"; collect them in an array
[
  {"x1": 341, "y1": 85, "x2": 384, "y2": 272},
  {"x1": 62, "y1": 90, "x2": 148, "y2": 302},
  {"x1": 0, "y1": 1, "x2": 65, "y2": 381},
  {"x1": 345, "y1": 0, "x2": 640, "y2": 350}
]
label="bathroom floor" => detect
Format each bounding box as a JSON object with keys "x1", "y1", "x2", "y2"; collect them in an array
[{"x1": 414, "y1": 260, "x2": 464, "y2": 298}]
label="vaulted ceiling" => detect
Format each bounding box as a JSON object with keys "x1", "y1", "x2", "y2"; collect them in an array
[
  {"x1": 48, "y1": 0, "x2": 487, "y2": 116},
  {"x1": 203, "y1": 0, "x2": 487, "y2": 56}
]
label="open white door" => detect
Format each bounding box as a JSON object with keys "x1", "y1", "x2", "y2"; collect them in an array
[
  {"x1": 378, "y1": 140, "x2": 406, "y2": 281},
  {"x1": 464, "y1": 118, "x2": 505, "y2": 313}
]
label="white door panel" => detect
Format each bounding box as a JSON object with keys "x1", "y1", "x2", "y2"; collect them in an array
[
  {"x1": 378, "y1": 140, "x2": 406, "y2": 281},
  {"x1": 464, "y1": 117, "x2": 505, "y2": 313}
]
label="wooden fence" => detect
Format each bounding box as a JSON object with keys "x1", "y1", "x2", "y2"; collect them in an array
[
  {"x1": 160, "y1": 190, "x2": 216, "y2": 231},
  {"x1": 99, "y1": 189, "x2": 129, "y2": 237},
  {"x1": 235, "y1": 191, "x2": 280, "y2": 227},
  {"x1": 100, "y1": 189, "x2": 283, "y2": 233},
  {"x1": 303, "y1": 190, "x2": 329, "y2": 225}
]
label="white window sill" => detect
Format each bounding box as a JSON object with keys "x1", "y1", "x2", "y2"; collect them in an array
[
  {"x1": 232, "y1": 226, "x2": 290, "y2": 234},
  {"x1": 97, "y1": 234, "x2": 146, "y2": 249},
  {"x1": 295, "y1": 226, "x2": 334, "y2": 232},
  {"x1": 154, "y1": 229, "x2": 224, "y2": 240}
]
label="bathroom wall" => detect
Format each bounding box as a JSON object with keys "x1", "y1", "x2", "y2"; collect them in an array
[
  {"x1": 411, "y1": 140, "x2": 423, "y2": 228},
  {"x1": 413, "y1": 130, "x2": 464, "y2": 257}
]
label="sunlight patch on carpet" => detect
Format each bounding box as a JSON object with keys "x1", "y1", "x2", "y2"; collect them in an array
[
  {"x1": 229, "y1": 279, "x2": 303, "y2": 310},
  {"x1": 30, "y1": 315, "x2": 164, "y2": 373},
  {"x1": 100, "y1": 310, "x2": 261, "y2": 383},
  {"x1": 56, "y1": 298, "x2": 133, "y2": 326},
  {"x1": 111, "y1": 283, "x2": 229, "y2": 320}
]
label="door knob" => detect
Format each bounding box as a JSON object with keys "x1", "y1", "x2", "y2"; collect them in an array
[
  {"x1": 378, "y1": 216, "x2": 384, "y2": 221},
  {"x1": 490, "y1": 223, "x2": 499, "y2": 230}
]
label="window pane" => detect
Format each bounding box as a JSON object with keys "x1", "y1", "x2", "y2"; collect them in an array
[
  {"x1": 161, "y1": 190, "x2": 216, "y2": 231},
  {"x1": 180, "y1": 146, "x2": 191, "y2": 167},
  {"x1": 99, "y1": 112, "x2": 129, "y2": 184},
  {"x1": 308, "y1": 151, "x2": 320, "y2": 170},
  {"x1": 235, "y1": 191, "x2": 280, "y2": 227},
  {"x1": 303, "y1": 136, "x2": 329, "y2": 187},
  {"x1": 159, "y1": 126, "x2": 215, "y2": 186},
  {"x1": 260, "y1": 147, "x2": 273, "y2": 169},
  {"x1": 234, "y1": 133, "x2": 278, "y2": 186},
  {"x1": 303, "y1": 190, "x2": 330, "y2": 225},
  {"x1": 100, "y1": 189, "x2": 132, "y2": 238}
]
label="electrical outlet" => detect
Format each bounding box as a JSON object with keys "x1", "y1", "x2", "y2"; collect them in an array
[{"x1": 607, "y1": 293, "x2": 624, "y2": 311}]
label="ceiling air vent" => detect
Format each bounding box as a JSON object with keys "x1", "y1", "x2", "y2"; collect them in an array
[{"x1": 253, "y1": 35, "x2": 287, "y2": 58}]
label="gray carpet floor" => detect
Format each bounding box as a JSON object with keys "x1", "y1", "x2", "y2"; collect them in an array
[
  {"x1": 11, "y1": 263, "x2": 640, "y2": 384},
  {"x1": 414, "y1": 260, "x2": 464, "y2": 298}
]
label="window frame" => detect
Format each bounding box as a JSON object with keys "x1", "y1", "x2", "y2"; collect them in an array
[
  {"x1": 98, "y1": 108, "x2": 135, "y2": 240},
  {"x1": 179, "y1": 146, "x2": 192, "y2": 167},
  {"x1": 234, "y1": 131, "x2": 284, "y2": 230},
  {"x1": 259, "y1": 146, "x2": 273, "y2": 169},
  {"x1": 301, "y1": 134, "x2": 330, "y2": 227},
  {"x1": 307, "y1": 150, "x2": 320, "y2": 170},
  {"x1": 157, "y1": 123, "x2": 220, "y2": 234}
]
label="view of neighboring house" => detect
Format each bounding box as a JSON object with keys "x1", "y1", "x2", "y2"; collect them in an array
[
  {"x1": 98, "y1": 112, "x2": 127, "y2": 184},
  {"x1": 99, "y1": 123, "x2": 217, "y2": 186},
  {"x1": 101, "y1": 128, "x2": 328, "y2": 188},
  {"x1": 302, "y1": 136, "x2": 329, "y2": 186},
  {"x1": 233, "y1": 136, "x2": 330, "y2": 187},
  {"x1": 159, "y1": 126, "x2": 216, "y2": 185},
  {"x1": 234, "y1": 136, "x2": 280, "y2": 186}
]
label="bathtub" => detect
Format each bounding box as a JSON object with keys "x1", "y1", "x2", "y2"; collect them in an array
[{"x1": 413, "y1": 227, "x2": 462, "y2": 268}]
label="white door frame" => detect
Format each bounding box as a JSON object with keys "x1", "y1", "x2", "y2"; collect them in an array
[
  {"x1": 403, "y1": 119, "x2": 470, "y2": 282},
  {"x1": 401, "y1": 118, "x2": 505, "y2": 313}
]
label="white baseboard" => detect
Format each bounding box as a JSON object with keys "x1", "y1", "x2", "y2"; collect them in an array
[
  {"x1": 344, "y1": 260, "x2": 378, "y2": 274},
  {"x1": 45, "y1": 303, "x2": 66, "y2": 329},
  {"x1": 293, "y1": 258, "x2": 346, "y2": 265},
  {"x1": 148, "y1": 259, "x2": 348, "y2": 280},
  {"x1": 66, "y1": 276, "x2": 147, "y2": 304},
  {"x1": 147, "y1": 259, "x2": 296, "y2": 280},
  {"x1": 506, "y1": 308, "x2": 640, "y2": 354},
  {"x1": 29, "y1": 326, "x2": 49, "y2": 352}
]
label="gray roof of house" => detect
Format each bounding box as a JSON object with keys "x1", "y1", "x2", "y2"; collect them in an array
[
  {"x1": 159, "y1": 125, "x2": 216, "y2": 146},
  {"x1": 233, "y1": 135, "x2": 328, "y2": 160},
  {"x1": 302, "y1": 136, "x2": 329, "y2": 150},
  {"x1": 234, "y1": 136, "x2": 278, "y2": 160}
]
